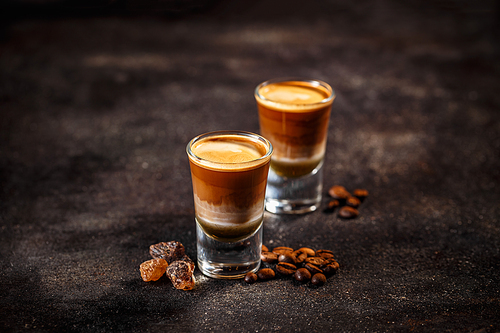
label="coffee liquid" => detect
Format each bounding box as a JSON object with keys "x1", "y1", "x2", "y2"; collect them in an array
[
  {"x1": 188, "y1": 134, "x2": 271, "y2": 241},
  {"x1": 256, "y1": 80, "x2": 333, "y2": 178}
]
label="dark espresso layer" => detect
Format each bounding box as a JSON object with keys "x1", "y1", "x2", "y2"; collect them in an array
[{"x1": 256, "y1": 80, "x2": 333, "y2": 178}]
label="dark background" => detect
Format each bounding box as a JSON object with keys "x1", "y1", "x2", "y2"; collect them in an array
[{"x1": 1, "y1": 0, "x2": 500, "y2": 332}]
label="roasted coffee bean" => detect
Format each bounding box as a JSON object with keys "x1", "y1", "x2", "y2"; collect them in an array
[
  {"x1": 244, "y1": 272, "x2": 258, "y2": 284},
  {"x1": 262, "y1": 245, "x2": 269, "y2": 253},
  {"x1": 320, "y1": 258, "x2": 337, "y2": 266},
  {"x1": 346, "y1": 196, "x2": 361, "y2": 208},
  {"x1": 305, "y1": 257, "x2": 327, "y2": 266},
  {"x1": 257, "y1": 268, "x2": 275, "y2": 281},
  {"x1": 276, "y1": 262, "x2": 297, "y2": 276},
  {"x1": 316, "y1": 249, "x2": 334, "y2": 259},
  {"x1": 272, "y1": 247, "x2": 294, "y2": 255},
  {"x1": 322, "y1": 261, "x2": 340, "y2": 276},
  {"x1": 338, "y1": 206, "x2": 359, "y2": 219},
  {"x1": 294, "y1": 268, "x2": 311, "y2": 282},
  {"x1": 297, "y1": 247, "x2": 316, "y2": 257},
  {"x1": 279, "y1": 252, "x2": 297, "y2": 265},
  {"x1": 353, "y1": 189, "x2": 369, "y2": 199},
  {"x1": 304, "y1": 263, "x2": 323, "y2": 275},
  {"x1": 328, "y1": 185, "x2": 350, "y2": 200},
  {"x1": 292, "y1": 250, "x2": 307, "y2": 264},
  {"x1": 260, "y1": 251, "x2": 278, "y2": 263},
  {"x1": 327, "y1": 200, "x2": 340, "y2": 210},
  {"x1": 311, "y1": 273, "x2": 327, "y2": 286}
]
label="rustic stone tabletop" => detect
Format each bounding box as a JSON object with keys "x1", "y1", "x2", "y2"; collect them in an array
[{"x1": 1, "y1": 1, "x2": 499, "y2": 331}]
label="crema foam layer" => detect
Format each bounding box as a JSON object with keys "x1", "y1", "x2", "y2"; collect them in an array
[
  {"x1": 257, "y1": 81, "x2": 331, "y2": 112},
  {"x1": 190, "y1": 135, "x2": 268, "y2": 170}
]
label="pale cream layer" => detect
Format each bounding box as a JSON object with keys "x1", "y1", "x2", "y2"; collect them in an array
[
  {"x1": 272, "y1": 151, "x2": 324, "y2": 167},
  {"x1": 194, "y1": 196, "x2": 264, "y2": 225},
  {"x1": 194, "y1": 196, "x2": 264, "y2": 240}
]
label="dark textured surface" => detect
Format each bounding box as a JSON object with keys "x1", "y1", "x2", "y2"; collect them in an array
[{"x1": 1, "y1": 1, "x2": 500, "y2": 331}]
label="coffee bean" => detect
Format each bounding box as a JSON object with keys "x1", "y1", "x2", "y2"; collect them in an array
[
  {"x1": 305, "y1": 257, "x2": 327, "y2": 266},
  {"x1": 353, "y1": 189, "x2": 368, "y2": 199},
  {"x1": 328, "y1": 185, "x2": 350, "y2": 200},
  {"x1": 244, "y1": 272, "x2": 258, "y2": 284},
  {"x1": 294, "y1": 268, "x2": 311, "y2": 282},
  {"x1": 327, "y1": 200, "x2": 340, "y2": 210},
  {"x1": 322, "y1": 261, "x2": 339, "y2": 276},
  {"x1": 278, "y1": 252, "x2": 296, "y2": 265},
  {"x1": 315, "y1": 249, "x2": 334, "y2": 259},
  {"x1": 260, "y1": 251, "x2": 278, "y2": 263},
  {"x1": 262, "y1": 245, "x2": 269, "y2": 252},
  {"x1": 346, "y1": 196, "x2": 361, "y2": 208},
  {"x1": 272, "y1": 247, "x2": 294, "y2": 255},
  {"x1": 276, "y1": 262, "x2": 297, "y2": 275},
  {"x1": 304, "y1": 263, "x2": 323, "y2": 275},
  {"x1": 257, "y1": 268, "x2": 275, "y2": 281},
  {"x1": 320, "y1": 258, "x2": 337, "y2": 266},
  {"x1": 311, "y1": 273, "x2": 326, "y2": 286},
  {"x1": 292, "y1": 250, "x2": 307, "y2": 264},
  {"x1": 338, "y1": 206, "x2": 359, "y2": 219},
  {"x1": 297, "y1": 247, "x2": 316, "y2": 257}
]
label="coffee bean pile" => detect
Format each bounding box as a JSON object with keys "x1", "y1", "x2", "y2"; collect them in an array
[
  {"x1": 327, "y1": 185, "x2": 369, "y2": 219},
  {"x1": 245, "y1": 245, "x2": 339, "y2": 287}
]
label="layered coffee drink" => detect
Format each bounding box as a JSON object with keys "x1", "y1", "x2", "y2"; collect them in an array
[
  {"x1": 255, "y1": 80, "x2": 334, "y2": 178},
  {"x1": 187, "y1": 132, "x2": 272, "y2": 242}
]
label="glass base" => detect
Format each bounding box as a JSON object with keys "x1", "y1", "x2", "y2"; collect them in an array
[
  {"x1": 265, "y1": 197, "x2": 321, "y2": 214},
  {"x1": 196, "y1": 219, "x2": 262, "y2": 279},
  {"x1": 265, "y1": 160, "x2": 323, "y2": 215}
]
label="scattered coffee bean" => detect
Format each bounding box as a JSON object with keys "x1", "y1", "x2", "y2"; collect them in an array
[
  {"x1": 260, "y1": 251, "x2": 278, "y2": 263},
  {"x1": 311, "y1": 273, "x2": 326, "y2": 286},
  {"x1": 338, "y1": 206, "x2": 359, "y2": 219},
  {"x1": 305, "y1": 257, "x2": 327, "y2": 266},
  {"x1": 346, "y1": 196, "x2": 361, "y2": 208},
  {"x1": 257, "y1": 268, "x2": 275, "y2": 281},
  {"x1": 327, "y1": 200, "x2": 340, "y2": 210},
  {"x1": 297, "y1": 247, "x2": 316, "y2": 257},
  {"x1": 292, "y1": 250, "x2": 307, "y2": 264},
  {"x1": 304, "y1": 263, "x2": 323, "y2": 275},
  {"x1": 279, "y1": 252, "x2": 297, "y2": 265},
  {"x1": 316, "y1": 249, "x2": 334, "y2": 259},
  {"x1": 276, "y1": 262, "x2": 297, "y2": 276},
  {"x1": 262, "y1": 245, "x2": 269, "y2": 252},
  {"x1": 244, "y1": 272, "x2": 258, "y2": 284},
  {"x1": 272, "y1": 247, "x2": 294, "y2": 255},
  {"x1": 353, "y1": 189, "x2": 369, "y2": 199},
  {"x1": 294, "y1": 268, "x2": 311, "y2": 282},
  {"x1": 325, "y1": 185, "x2": 368, "y2": 218},
  {"x1": 322, "y1": 261, "x2": 340, "y2": 276},
  {"x1": 328, "y1": 185, "x2": 350, "y2": 200}
]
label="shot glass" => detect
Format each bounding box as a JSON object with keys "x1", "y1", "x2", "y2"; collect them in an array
[
  {"x1": 186, "y1": 131, "x2": 273, "y2": 279},
  {"x1": 255, "y1": 78, "x2": 335, "y2": 214}
]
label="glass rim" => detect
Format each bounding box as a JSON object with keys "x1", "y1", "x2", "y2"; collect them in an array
[
  {"x1": 186, "y1": 130, "x2": 273, "y2": 166},
  {"x1": 254, "y1": 77, "x2": 335, "y2": 106}
]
